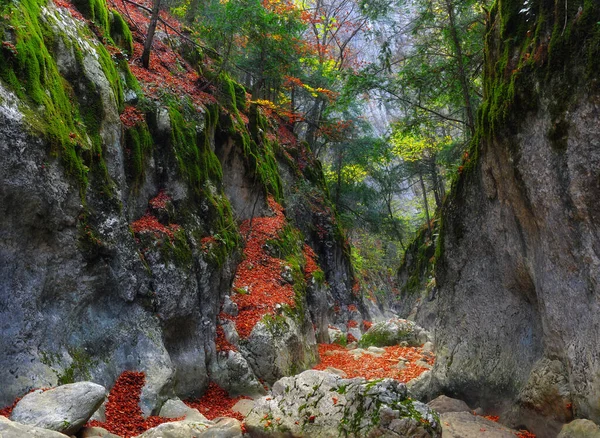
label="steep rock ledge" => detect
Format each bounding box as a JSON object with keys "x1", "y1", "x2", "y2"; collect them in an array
[{"x1": 425, "y1": 1, "x2": 600, "y2": 436}]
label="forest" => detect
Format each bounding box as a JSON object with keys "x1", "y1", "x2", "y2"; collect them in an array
[{"x1": 1, "y1": 0, "x2": 599, "y2": 436}]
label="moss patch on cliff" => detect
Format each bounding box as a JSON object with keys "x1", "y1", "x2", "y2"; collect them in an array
[{"x1": 0, "y1": 0, "x2": 131, "y2": 193}]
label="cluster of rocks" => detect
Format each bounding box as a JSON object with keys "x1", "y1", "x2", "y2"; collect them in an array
[{"x1": 0, "y1": 382, "x2": 243, "y2": 438}]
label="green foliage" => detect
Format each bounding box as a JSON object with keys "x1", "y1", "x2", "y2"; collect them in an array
[
  {"x1": 72, "y1": 0, "x2": 110, "y2": 33},
  {"x1": 109, "y1": 11, "x2": 134, "y2": 56},
  {"x1": 124, "y1": 122, "x2": 153, "y2": 185}
]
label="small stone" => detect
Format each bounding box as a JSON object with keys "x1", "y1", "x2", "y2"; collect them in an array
[
  {"x1": 231, "y1": 399, "x2": 255, "y2": 417},
  {"x1": 79, "y1": 426, "x2": 121, "y2": 437},
  {"x1": 422, "y1": 341, "x2": 434, "y2": 353},
  {"x1": 427, "y1": 395, "x2": 471, "y2": 414},
  {"x1": 367, "y1": 346, "x2": 386, "y2": 355},
  {"x1": 159, "y1": 399, "x2": 208, "y2": 422},
  {"x1": 324, "y1": 367, "x2": 348, "y2": 377}
]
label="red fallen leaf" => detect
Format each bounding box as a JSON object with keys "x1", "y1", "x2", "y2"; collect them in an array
[
  {"x1": 308, "y1": 415, "x2": 316, "y2": 423},
  {"x1": 184, "y1": 382, "x2": 250, "y2": 421}
]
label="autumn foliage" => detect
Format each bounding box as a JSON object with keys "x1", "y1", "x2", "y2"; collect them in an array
[
  {"x1": 224, "y1": 196, "x2": 295, "y2": 338},
  {"x1": 313, "y1": 344, "x2": 434, "y2": 382},
  {"x1": 184, "y1": 382, "x2": 249, "y2": 421},
  {"x1": 88, "y1": 371, "x2": 180, "y2": 438}
]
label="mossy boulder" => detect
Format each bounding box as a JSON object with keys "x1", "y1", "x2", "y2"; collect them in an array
[
  {"x1": 245, "y1": 370, "x2": 441, "y2": 437},
  {"x1": 358, "y1": 319, "x2": 430, "y2": 348}
]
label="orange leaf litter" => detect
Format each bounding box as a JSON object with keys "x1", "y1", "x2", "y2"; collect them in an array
[
  {"x1": 88, "y1": 371, "x2": 181, "y2": 438},
  {"x1": 313, "y1": 344, "x2": 434, "y2": 383},
  {"x1": 185, "y1": 382, "x2": 249, "y2": 422},
  {"x1": 226, "y1": 196, "x2": 296, "y2": 338}
]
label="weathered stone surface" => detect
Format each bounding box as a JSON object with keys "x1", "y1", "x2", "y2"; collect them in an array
[
  {"x1": 440, "y1": 412, "x2": 519, "y2": 437},
  {"x1": 10, "y1": 382, "x2": 106, "y2": 435},
  {"x1": 359, "y1": 319, "x2": 430, "y2": 348},
  {"x1": 406, "y1": 5, "x2": 600, "y2": 436},
  {"x1": 135, "y1": 417, "x2": 242, "y2": 438},
  {"x1": 79, "y1": 426, "x2": 122, "y2": 437},
  {"x1": 427, "y1": 395, "x2": 471, "y2": 414},
  {"x1": 159, "y1": 399, "x2": 208, "y2": 422},
  {"x1": 0, "y1": 415, "x2": 67, "y2": 438},
  {"x1": 231, "y1": 399, "x2": 255, "y2": 417},
  {"x1": 241, "y1": 316, "x2": 318, "y2": 385},
  {"x1": 245, "y1": 370, "x2": 441, "y2": 437},
  {"x1": 558, "y1": 419, "x2": 600, "y2": 438}
]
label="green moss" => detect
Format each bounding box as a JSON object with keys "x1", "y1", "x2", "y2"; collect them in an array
[
  {"x1": 72, "y1": 0, "x2": 110, "y2": 34},
  {"x1": 0, "y1": 0, "x2": 130, "y2": 194},
  {"x1": 109, "y1": 11, "x2": 134, "y2": 56},
  {"x1": 124, "y1": 122, "x2": 153, "y2": 184},
  {"x1": 0, "y1": 0, "x2": 87, "y2": 187},
  {"x1": 161, "y1": 229, "x2": 193, "y2": 268},
  {"x1": 57, "y1": 348, "x2": 96, "y2": 385},
  {"x1": 398, "y1": 223, "x2": 437, "y2": 295}
]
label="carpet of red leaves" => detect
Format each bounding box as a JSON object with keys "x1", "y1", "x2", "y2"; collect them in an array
[
  {"x1": 120, "y1": 105, "x2": 146, "y2": 128},
  {"x1": 131, "y1": 213, "x2": 180, "y2": 240},
  {"x1": 148, "y1": 190, "x2": 171, "y2": 210},
  {"x1": 184, "y1": 382, "x2": 249, "y2": 421},
  {"x1": 313, "y1": 344, "x2": 434, "y2": 382},
  {"x1": 303, "y1": 244, "x2": 319, "y2": 279},
  {"x1": 227, "y1": 196, "x2": 295, "y2": 338},
  {"x1": 215, "y1": 325, "x2": 237, "y2": 353},
  {"x1": 88, "y1": 371, "x2": 180, "y2": 438},
  {"x1": 516, "y1": 431, "x2": 536, "y2": 438}
]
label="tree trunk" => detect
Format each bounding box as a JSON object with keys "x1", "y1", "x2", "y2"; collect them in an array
[
  {"x1": 142, "y1": 0, "x2": 161, "y2": 69},
  {"x1": 444, "y1": 0, "x2": 475, "y2": 137},
  {"x1": 419, "y1": 170, "x2": 432, "y2": 235}
]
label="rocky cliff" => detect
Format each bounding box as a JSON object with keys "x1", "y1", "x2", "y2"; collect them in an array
[
  {"x1": 0, "y1": 0, "x2": 364, "y2": 414},
  {"x1": 421, "y1": 1, "x2": 600, "y2": 436}
]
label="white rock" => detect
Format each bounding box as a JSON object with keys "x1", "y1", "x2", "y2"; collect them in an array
[{"x1": 10, "y1": 382, "x2": 106, "y2": 435}]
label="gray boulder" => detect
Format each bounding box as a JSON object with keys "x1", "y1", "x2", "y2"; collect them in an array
[
  {"x1": 427, "y1": 395, "x2": 471, "y2": 413},
  {"x1": 245, "y1": 370, "x2": 441, "y2": 437},
  {"x1": 10, "y1": 382, "x2": 106, "y2": 435},
  {"x1": 159, "y1": 398, "x2": 208, "y2": 421},
  {"x1": 79, "y1": 426, "x2": 122, "y2": 437},
  {"x1": 440, "y1": 412, "x2": 519, "y2": 437},
  {"x1": 558, "y1": 419, "x2": 600, "y2": 438},
  {"x1": 135, "y1": 417, "x2": 242, "y2": 438},
  {"x1": 0, "y1": 415, "x2": 66, "y2": 438},
  {"x1": 359, "y1": 319, "x2": 430, "y2": 348}
]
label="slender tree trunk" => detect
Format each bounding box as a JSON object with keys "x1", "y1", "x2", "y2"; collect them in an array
[
  {"x1": 385, "y1": 195, "x2": 406, "y2": 251},
  {"x1": 334, "y1": 145, "x2": 343, "y2": 210},
  {"x1": 428, "y1": 157, "x2": 443, "y2": 208},
  {"x1": 142, "y1": 0, "x2": 161, "y2": 69},
  {"x1": 419, "y1": 170, "x2": 432, "y2": 235},
  {"x1": 444, "y1": 0, "x2": 475, "y2": 137}
]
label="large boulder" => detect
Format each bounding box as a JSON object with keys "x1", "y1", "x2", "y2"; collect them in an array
[
  {"x1": 10, "y1": 382, "x2": 106, "y2": 435},
  {"x1": 0, "y1": 415, "x2": 67, "y2": 438},
  {"x1": 427, "y1": 395, "x2": 471, "y2": 414},
  {"x1": 245, "y1": 370, "x2": 441, "y2": 437},
  {"x1": 135, "y1": 417, "x2": 242, "y2": 438},
  {"x1": 358, "y1": 319, "x2": 430, "y2": 348},
  {"x1": 558, "y1": 419, "x2": 600, "y2": 438},
  {"x1": 440, "y1": 412, "x2": 520, "y2": 437}
]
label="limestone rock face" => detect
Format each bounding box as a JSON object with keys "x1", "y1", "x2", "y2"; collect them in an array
[
  {"x1": 245, "y1": 370, "x2": 441, "y2": 437},
  {"x1": 399, "y1": 3, "x2": 600, "y2": 437},
  {"x1": 10, "y1": 382, "x2": 106, "y2": 435}
]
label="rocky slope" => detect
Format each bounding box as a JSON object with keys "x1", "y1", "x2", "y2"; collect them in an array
[
  {"x1": 410, "y1": 1, "x2": 600, "y2": 436},
  {"x1": 0, "y1": 0, "x2": 365, "y2": 414}
]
